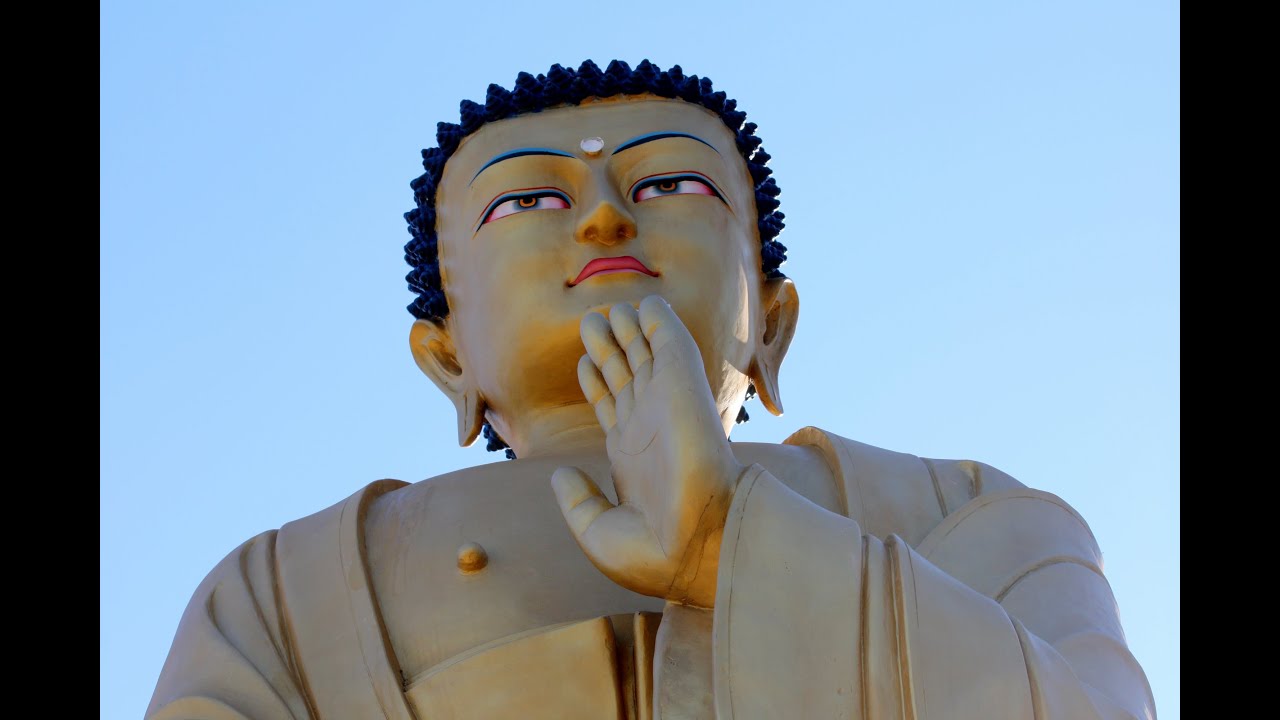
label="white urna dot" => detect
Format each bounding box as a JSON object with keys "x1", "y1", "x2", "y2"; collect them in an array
[{"x1": 580, "y1": 137, "x2": 605, "y2": 156}]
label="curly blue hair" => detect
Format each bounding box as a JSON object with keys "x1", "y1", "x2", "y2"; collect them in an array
[{"x1": 405, "y1": 59, "x2": 786, "y2": 457}]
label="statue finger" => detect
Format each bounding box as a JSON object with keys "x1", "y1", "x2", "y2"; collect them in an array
[
  {"x1": 608, "y1": 303, "x2": 652, "y2": 375},
  {"x1": 551, "y1": 466, "x2": 615, "y2": 539},
  {"x1": 581, "y1": 312, "x2": 633, "y2": 395},
  {"x1": 614, "y1": 380, "x2": 635, "y2": 427},
  {"x1": 578, "y1": 354, "x2": 616, "y2": 430},
  {"x1": 637, "y1": 295, "x2": 695, "y2": 363},
  {"x1": 631, "y1": 356, "x2": 652, "y2": 399}
]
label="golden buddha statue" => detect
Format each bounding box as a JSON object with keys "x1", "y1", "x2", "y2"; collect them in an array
[{"x1": 147, "y1": 60, "x2": 1155, "y2": 720}]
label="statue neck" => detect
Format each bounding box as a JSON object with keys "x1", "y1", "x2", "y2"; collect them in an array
[
  {"x1": 486, "y1": 396, "x2": 742, "y2": 460},
  {"x1": 488, "y1": 402, "x2": 607, "y2": 460}
]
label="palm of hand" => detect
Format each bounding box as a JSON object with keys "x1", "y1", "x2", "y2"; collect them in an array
[{"x1": 552, "y1": 295, "x2": 746, "y2": 607}]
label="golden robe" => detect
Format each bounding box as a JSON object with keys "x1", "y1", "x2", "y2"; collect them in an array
[{"x1": 146, "y1": 428, "x2": 1155, "y2": 719}]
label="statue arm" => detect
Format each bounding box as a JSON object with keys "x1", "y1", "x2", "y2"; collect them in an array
[
  {"x1": 146, "y1": 479, "x2": 412, "y2": 720},
  {"x1": 551, "y1": 294, "x2": 1153, "y2": 717},
  {"x1": 145, "y1": 531, "x2": 312, "y2": 720},
  {"x1": 706, "y1": 463, "x2": 1155, "y2": 720}
]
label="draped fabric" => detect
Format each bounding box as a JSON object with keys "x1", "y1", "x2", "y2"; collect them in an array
[
  {"x1": 147, "y1": 480, "x2": 412, "y2": 720},
  {"x1": 146, "y1": 429, "x2": 1154, "y2": 719},
  {"x1": 702, "y1": 431, "x2": 1155, "y2": 720}
]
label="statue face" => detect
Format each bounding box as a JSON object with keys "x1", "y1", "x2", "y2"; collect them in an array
[{"x1": 424, "y1": 96, "x2": 793, "y2": 446}]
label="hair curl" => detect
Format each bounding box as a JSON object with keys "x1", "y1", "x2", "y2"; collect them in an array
[{"x1": 405, "y1": 60, "x2": 786, "y2": 458}]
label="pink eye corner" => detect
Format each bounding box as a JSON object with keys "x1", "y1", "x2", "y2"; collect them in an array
[
  {"x1": 482, "y1": 191, "x2": 571, "y2": 226},
  {"x1": 632, "y1": 174, "x2": 721, "y2": 203}
]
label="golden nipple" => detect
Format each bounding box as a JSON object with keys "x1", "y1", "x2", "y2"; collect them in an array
[{"x1": 457, "y1": 541, "x2": 489, "y2": 574}]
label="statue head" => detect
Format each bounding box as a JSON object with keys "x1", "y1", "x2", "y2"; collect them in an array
[{"x1": 405, "y1": 60, "x2": 799, "y2": 459}]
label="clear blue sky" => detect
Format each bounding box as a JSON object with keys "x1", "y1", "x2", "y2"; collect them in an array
[{"x1": 102, "y1": 2, "x2": 1179, "y2": 718}]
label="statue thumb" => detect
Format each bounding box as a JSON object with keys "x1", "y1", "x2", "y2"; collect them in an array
[{"x1": 551, "y1": 466, "x2": 615, "y2": 539}]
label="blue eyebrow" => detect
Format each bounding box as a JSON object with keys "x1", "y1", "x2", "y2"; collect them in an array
[
  {"x1": 611, "y1": 132, "x2": 719, "y2": 156},
  {"x1": 471, "y1": 147, "x2": 576, "y2": 184}
]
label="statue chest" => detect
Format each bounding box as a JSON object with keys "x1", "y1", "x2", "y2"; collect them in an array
[{"x1": 362, "y1": 456, "x2": 666, "y2": 684}]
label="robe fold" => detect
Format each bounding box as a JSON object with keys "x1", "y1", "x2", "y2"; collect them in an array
[{"x1": 147, "y1": 428, "x2": 1154, "y2": 719}]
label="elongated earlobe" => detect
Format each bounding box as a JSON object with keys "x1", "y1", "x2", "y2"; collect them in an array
[
  {"x1": 748, "y1": 278, "x2": 799, "y2": 416},
  {"x1": 409, "y1": 319, "x2": 485, "y2": 446}
]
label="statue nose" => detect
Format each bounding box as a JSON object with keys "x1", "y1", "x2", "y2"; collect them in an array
[{"x1": 574, "y1": 201, "x2": 637, "y2": 246}]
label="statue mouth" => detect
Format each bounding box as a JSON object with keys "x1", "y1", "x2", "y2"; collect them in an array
[{"x1": 570, "y1": 256, "x2": 660, "y2": 286}]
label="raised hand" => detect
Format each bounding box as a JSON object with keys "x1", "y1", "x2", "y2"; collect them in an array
[{"x1": 551, "y1": 295, "x2": 747, "y2": 608}]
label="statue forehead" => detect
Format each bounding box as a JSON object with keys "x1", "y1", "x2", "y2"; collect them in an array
[{"x1": 441, "y1": 97, "x2": 740, "y2": 183}]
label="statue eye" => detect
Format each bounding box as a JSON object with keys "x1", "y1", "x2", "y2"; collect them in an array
[
  {"x1": 632, "y1": 173, "x2": 724, "y2": 203},
  {"x1": 481, "y1": 190, "x2": 572, "y2": 226}
]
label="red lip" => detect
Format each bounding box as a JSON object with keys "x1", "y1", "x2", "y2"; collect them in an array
[{"x1": 570, "y1": 256, "x2": 660, "y2": 286}]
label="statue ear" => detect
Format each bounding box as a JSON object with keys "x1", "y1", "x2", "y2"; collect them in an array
[
  {"x1": 748, "y1": 277, "x2": 799, "y2": 416},
  {"x1": 409, "y1": 319, "x2": 485, "y2": 447}
]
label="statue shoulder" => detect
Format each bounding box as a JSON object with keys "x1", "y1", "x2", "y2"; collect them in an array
[
  {"x1": 782, "y1": 426, "x2": 1028, "y2": 545},
  {"x1": 150, "y1": 478, "x2": 420, "y2": 719},
  {"x1": 159, "y1": 476, "x2": 406, "y2": 677}
]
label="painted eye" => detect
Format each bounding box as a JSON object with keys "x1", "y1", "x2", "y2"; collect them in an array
[
  {"x1": 482, "y1": 190, "x2": 571, "y2": 225},
  {"x1": 632, "y1": 174, "x2": 722, "y2": 203}
]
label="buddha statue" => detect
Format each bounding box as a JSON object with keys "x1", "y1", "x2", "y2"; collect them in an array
[{"x1": 146, "y1": 60, "x2": 1156, "y2": 720}]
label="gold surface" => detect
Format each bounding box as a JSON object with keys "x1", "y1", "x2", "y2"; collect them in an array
[
  {"x1": 455, "y1": 541, "x2": 489, "y2": 574},
  {"x1": 148, "y1": 96, "x2": 1156, "y2": 720}
]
